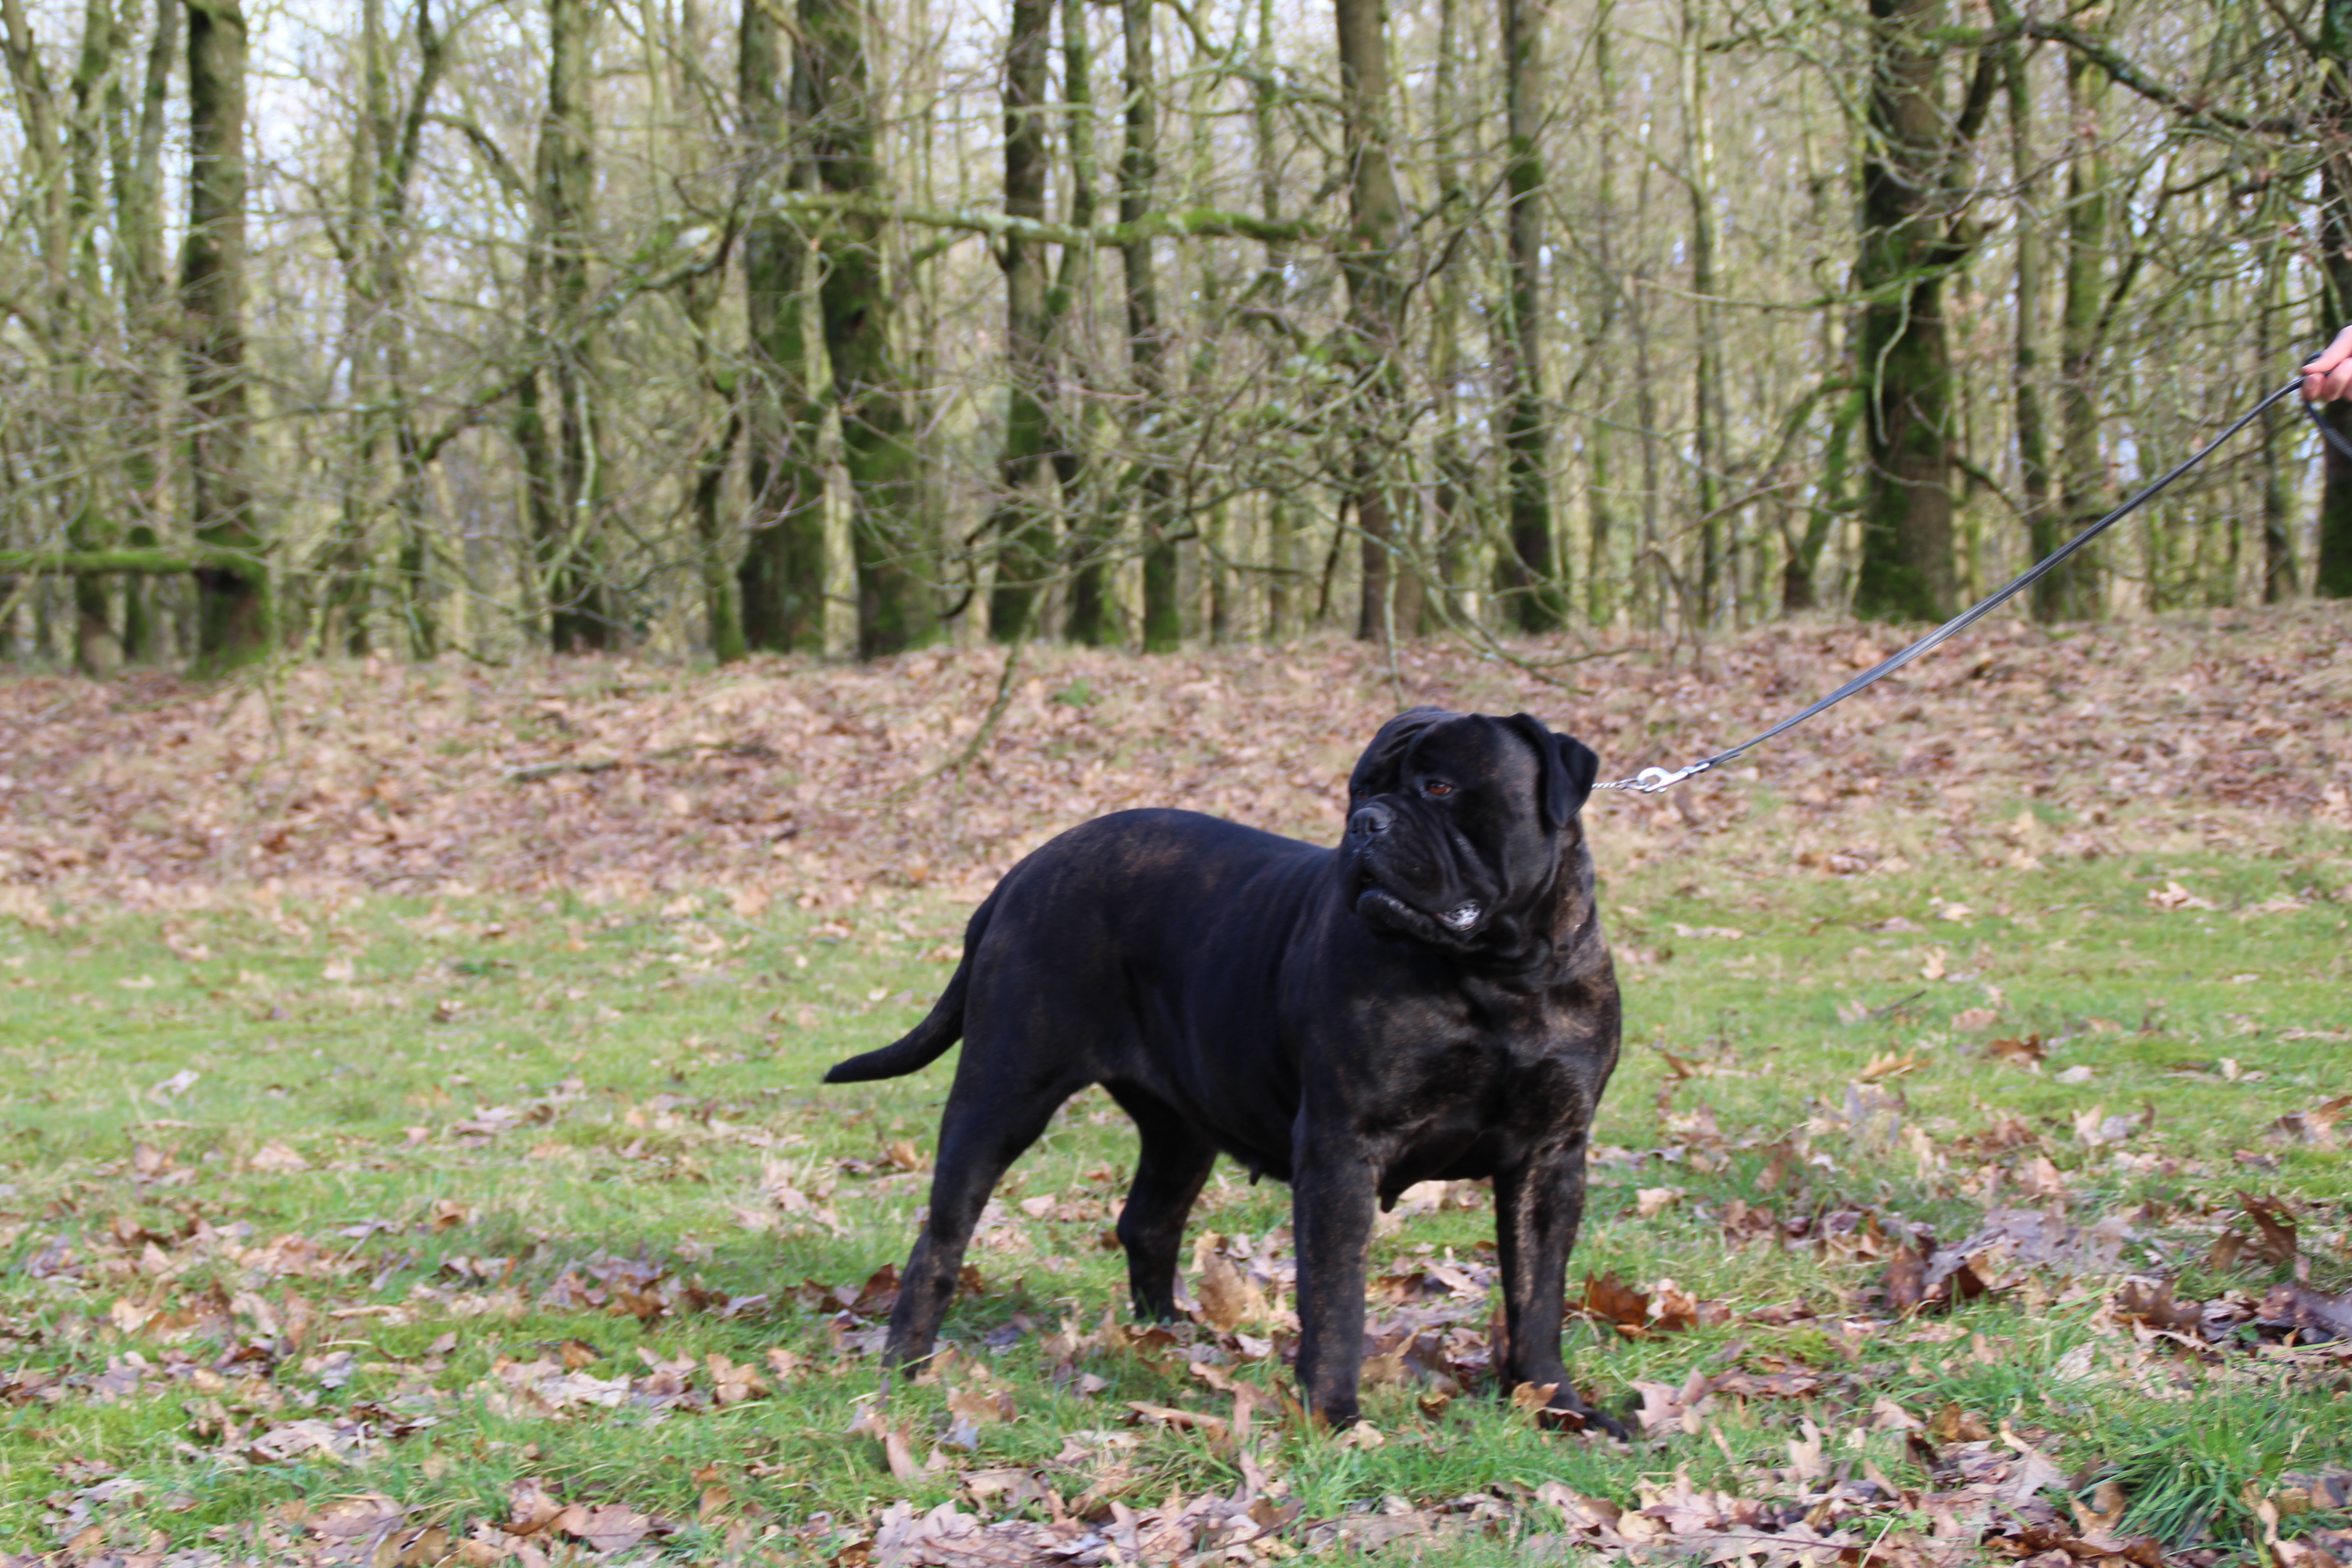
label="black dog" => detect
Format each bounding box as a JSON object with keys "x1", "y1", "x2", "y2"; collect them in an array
[{"x1": 825, "y1": 707, "x2": 1624, "y2": 1435}]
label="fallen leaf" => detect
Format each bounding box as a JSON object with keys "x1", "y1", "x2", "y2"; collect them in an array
[{"x1": 1988, "y1": 1034, "x2": 2047, "y2": 1068}]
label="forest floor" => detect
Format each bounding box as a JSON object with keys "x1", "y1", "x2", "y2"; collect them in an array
[{"x1": 2, "y1": 607, "x2": 2351, "y2": 1566}]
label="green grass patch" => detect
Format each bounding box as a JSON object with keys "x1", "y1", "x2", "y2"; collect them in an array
[{"x1": 3, "y1": 825, "x2": 2349, "y2": 1561}]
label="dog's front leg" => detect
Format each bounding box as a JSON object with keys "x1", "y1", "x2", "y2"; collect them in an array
[
  {"x1": 1289, "y1": 1127, "x2": 1377, "y2": 1429},
  {"x1": 1494, "y1": 1132, "x2": 1629, "y2": 1439}
]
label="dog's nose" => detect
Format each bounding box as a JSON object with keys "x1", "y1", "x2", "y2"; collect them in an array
[{"x1": 1349, "y1": 802, "x2": 1394, "y2": 839}]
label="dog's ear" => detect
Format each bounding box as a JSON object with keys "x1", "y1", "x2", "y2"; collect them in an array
[
  {"x1": 1349, "y1": 706, "x2": 1453, "y2": 798},
  {"x1": 1506, "y1": 714, "x2": 1600, "y2": 830}
]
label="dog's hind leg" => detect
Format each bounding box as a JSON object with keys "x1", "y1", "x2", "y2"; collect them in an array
[
  {"x1": 1104, "y1": 1084, "x2": 1218, "y2": 1323},
  {"x1": 884, "y1": 1073, "x2": 1081, "y2": 1371}
]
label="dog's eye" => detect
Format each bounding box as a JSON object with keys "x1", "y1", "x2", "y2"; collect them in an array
[{"x1": 1423, "y1": 780, "x2": 1455, "y2": 798}]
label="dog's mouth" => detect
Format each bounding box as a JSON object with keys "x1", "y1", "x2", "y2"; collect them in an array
[{"x1": 1355, "y1": 878, "x2": 1485, "y2": 940}]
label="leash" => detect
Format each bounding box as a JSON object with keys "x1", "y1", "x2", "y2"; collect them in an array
[{"x1": 1597, "y1": 372, "x2": 2350, "y2": 794}]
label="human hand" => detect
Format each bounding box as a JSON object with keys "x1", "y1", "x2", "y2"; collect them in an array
[{"x1": 2303, "y1": 325, "x2": 2352, "y2": 402}]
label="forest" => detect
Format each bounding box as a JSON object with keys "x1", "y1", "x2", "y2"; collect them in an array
[{"x1": 4, "y1": 0, "x2": 2352, "y2": 674}]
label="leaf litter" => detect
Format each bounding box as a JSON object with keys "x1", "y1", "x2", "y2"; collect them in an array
[{"x1": 2, "y1": 612, "x2": 2348, "y2": 908}]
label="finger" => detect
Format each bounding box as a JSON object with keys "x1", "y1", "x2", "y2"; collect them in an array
[{"x1": 2303, "y1": 324, "x2": 2352, "y2": 400}]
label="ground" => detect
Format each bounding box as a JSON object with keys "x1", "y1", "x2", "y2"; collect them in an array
[{"x1": 1, "y1": 608, "x2": 2349, "y2": 1566}]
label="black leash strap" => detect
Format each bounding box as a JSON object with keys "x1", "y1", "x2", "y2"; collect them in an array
[{"x1": 1599, "y1": 372, "x2": 2335, "y2": 794}]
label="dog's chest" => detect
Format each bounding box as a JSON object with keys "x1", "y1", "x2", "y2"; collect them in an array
[{"x1": 1356, "y1": 1020, "x2": 1596, "y2": 1182}]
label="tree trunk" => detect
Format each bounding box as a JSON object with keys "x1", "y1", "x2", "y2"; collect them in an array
[
  {"x1": 1247, "y1": 0, "x2": 1300, "y2": 642},
  {"x1": 1994, "y1": 8, "x2": 2058, "y2": 620},
  {"x1": 2047, "y1": 35, "x2": 2111, "y2": 619},
  {"x1": 520, "y1": 0, "x2": 610, "y2": 654},
  {"x1": 986, "y1": 0, "x2": 1057, "y2": 641},
  {"x1": 183, "y1": 0, "x2": 270, "y2": 673},
  {"x1": 321, "y1": 0, "x2": 392, "y2": 656},
  {"x1": 1489, "y1": 0, "x2": 1561, "y2": 632},
  {"x1": 736, "y1": 0, "x2": 828, "y2": 652},
  {"x1": 1583, "y1": 1, "x2": 1622, "y2": 627},
  {"x1": 1783, "y1": 387, "x2": 1859, "y2": 612},
  {"x1": 1335, "y1": 0, "x2": 1405, "y2": 644},
  {"x1": 1682, "y1": 0, "x2": 1725, "y2": 624},
  {"x1": 2319, "y1": 0, "x2": 2352, "y2": 597},
  {"x1": 1850, "y1": 0, "x2": 1958, "y2": 624},
  {"x1": 1120, "y1": 0, "x2": 1180, "y2": 651},
  {"x1": 114, "y1": 0, "x2": 178, "y2": 664},
  {"x1": 2259, "y1": 237, "x2": 2298, "y2": 603},
  {"x1": 802, "y1": 0, "x2": 928, "y2": 657},
  {"x1": 1425, "y1": 0, "x2": 1470, "y2": 634},
  {"x1": 1057, "y1": 0, "x2": 1116, "y2": 644}
]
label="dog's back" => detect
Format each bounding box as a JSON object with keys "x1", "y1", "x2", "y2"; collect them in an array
[{"x1": 823, "y1": 808, "x2": 1326, "y2": 1089}]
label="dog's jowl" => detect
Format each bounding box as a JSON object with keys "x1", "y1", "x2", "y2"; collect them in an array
[{"x1": 825, "y1": 706, "x2": 1624, "y2": 1436}]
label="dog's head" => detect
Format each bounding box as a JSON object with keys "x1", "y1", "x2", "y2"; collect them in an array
[{"x1": 1340, "y1": 707, "x2": 1599, "y2": 955}]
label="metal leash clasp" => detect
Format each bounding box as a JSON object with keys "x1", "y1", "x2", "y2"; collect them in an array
[{"x1": 1596, "y1": 759, "x2": 1715, "y2": 794}]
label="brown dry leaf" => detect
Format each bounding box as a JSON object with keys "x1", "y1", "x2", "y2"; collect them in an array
[
  {"x1": 1647, "y1": 1277, "x2": 1729, "y2": 1332},
  {"x1": 2239, "y1": 1191, "x2": 2300, "y2": 1266},
  {"x1": 1634, "y1": 1186, "x2": 1683, "y2": 1218},
  {"x1": 1509, "y1": 1380, "x2": 1562, "y2": 1416},
  {"x1": 1631, "y1": 1372, "x2": 1714, "y2": 1437},
  {"x1": 848, "y1": 1405, "x2": 924, "y2": 1482},
  {"x1": 845, "y1": 1263, "x2": 901, "y2": 1318},
  {"x1": 1931, "y1": 1402, "x2": 1992, "y2": 1442},
  {"x1": 1870, "y1": 1396, "x2": 1923, "y2": 1431},
  {"x1": 2113, "y1": 1279, "x2": 2205, "y2": 1336},
  {"x1": 505, "y1": 1479, "x2": 563, "y2": 1536},
  {"x1": 705, "y1": 1352, "x2": 767, "y2": 1405},
  {"x1": 2259, "y1": 1282, "x2": 2352, "y2": 1339},
  {"x1": 581, "y1": 1502, "x2": 658, "y2": 1552},
  {"x1": 1580, "y1": 1271, "x2": 1651, "y2": 1333},
  {"x1": 1535, "y1": 1481, "x2": 1624, "y2": 1534},
  {"x1": 1989, "y1": 1034, "x2": 2048, "y2": 1068},
  {"x1": 1860, "y1": 1049, "x2": 1925, "y2": 1082},
  {"x1": 1786, "y1": 1417, "x2": 1828, "y2": 1481},
  {"x1": 881, "y1": 1138, "x2": 930, "y2": 1173},
  {"x1": 1191, "y1": 1235, "x2": 1262, "y2": 1332},
  {"x1": 309, "y1": 1493, "x2": 407, "y2": 1540},
  {"x1": 2073, "y1": 1479, "x2": 2129, "y2": 1536},
  {"x1": 1126, "y1": 1401, "x2": 1229, "y2": 1446},
  {"x1": 1953, "y1": 1006, "x2": 2000, "y2": 1030},
  {"x1": 248, "y1": 1141, "x2": 310, "y2": 1174},
  {"x1": 1883, "y1": 1240, "x2": 1929, "y2": 1315},
  {"x1": 948, "y1": 1384, "x2": 1015, "y2": 1425},
  {"x1": 2149, "y1": 880, "x2": 2216, "y2": 912}
]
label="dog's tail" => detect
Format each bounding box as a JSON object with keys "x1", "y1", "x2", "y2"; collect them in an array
[{"x1": 821, "y1": 892, "x2": 993, "y2": 1084}]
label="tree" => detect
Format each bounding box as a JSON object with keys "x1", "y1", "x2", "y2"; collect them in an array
[
  {"x1": 516, "y1": 0, "x2": 611, "y2": 653},
  {"x1": 1493, "y1": 0, "x2": 1564, "y2": 632},
  {"x1": 321, "y1": 0, "x2": 450, "y2": 657},
  {"x1": 2320, "y1": 0, "x2": 2352, "y2": 597},
  {"x1": 802, "y1": 0, "x2": 929, "y2": 656},
  {"x1": 1122, "y1": 0, "x2": 1179, "y2": 651},
  {"x1": 737, "y1": 0, "x2": 828, "y2": 653},
  {"x1": 985, "y1": 0, "x2": 1059, "y2": 642},
  {"x1": 183, "y1": 0, "x2": 270, "y2": 671},
  {"x1": 1334, "y1": 0, "x2": 1406, "y2": 644},
  {"x1": 2046, "y1": 29, "x2": 2114, "y2": 619},
  {"x1": 1848, "y1": 0, "x2": 1992, "y2": 624}
]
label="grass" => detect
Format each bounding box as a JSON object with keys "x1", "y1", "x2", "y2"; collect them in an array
[{"x1": 3, "y1": 808, "x2": 2350, "y2": 1562}]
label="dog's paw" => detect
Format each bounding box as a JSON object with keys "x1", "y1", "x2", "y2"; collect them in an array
[{"x1": 1534, "y1": 1400, "x2": 1632, "y2": 1443}]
